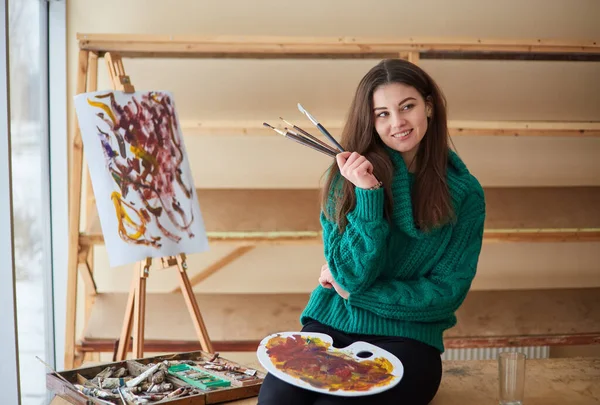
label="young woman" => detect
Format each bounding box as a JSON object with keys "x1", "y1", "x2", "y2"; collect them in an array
[{"x1": 258, "y1": 58, "x2": 486, "y2": 405}]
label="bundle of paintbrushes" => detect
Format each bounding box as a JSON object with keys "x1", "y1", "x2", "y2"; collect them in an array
[{"x1": 263, "y1": 103, "x2": 345, "y2": 158}]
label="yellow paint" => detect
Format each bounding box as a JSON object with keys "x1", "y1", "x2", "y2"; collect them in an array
[
  {"x1": 130, "y1": 145, "x2": 158, "y2": 169},
  {"x1": 111, "y1": 191, "x2": 146, "y2": 241},
  {"x1": 86, "y1": 98, "x2": 117, "y2": 124}
]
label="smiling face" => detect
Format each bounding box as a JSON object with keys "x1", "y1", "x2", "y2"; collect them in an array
[{"x1": 372, "y1": 82, "x2": 431, "y2": 170}]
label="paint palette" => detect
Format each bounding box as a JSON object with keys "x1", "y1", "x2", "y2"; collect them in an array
[{"x1": 257, "y1": 332, "x2": 404, "y2": 397}]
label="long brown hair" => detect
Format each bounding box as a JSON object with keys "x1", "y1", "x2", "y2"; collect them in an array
[{"x1": 321, "y1": 58, "x2": 453, "y2": 232}]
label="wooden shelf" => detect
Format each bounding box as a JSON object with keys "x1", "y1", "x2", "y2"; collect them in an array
[
  {"x1": 80, "y1": 186, "x2": 600, "y2": 246},
  {"x1": 181, "y1": 120, "x2": 600, "y2": 138},
  {"x1": 79, "y1": 287, "x2": 600, "y2": 353},
  {"x1": 81, "y1": 293, "x2": 308, "y2": 353},
  {"x1": 446, "y1": 288, "x2": 600, "y2": 348},
  {"x1": 77, "y1": 34, "x2": 600, "y2": 58},
  {"x1": 483, "y1": 186, "x2": 600, "y2": 242},
  {"x1": 66, "y1": 35, "x2": 600, "y2": 370}
]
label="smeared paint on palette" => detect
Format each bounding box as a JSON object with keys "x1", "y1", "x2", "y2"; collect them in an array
[
  {"x1": 74, "y1": 90, "x2": 208, "y2": 267},
  {"x1": 257, "y1": 332, "x2": 403, "y2": 397}
]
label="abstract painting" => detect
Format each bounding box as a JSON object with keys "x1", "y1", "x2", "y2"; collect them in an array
[{"x1": 74, "y1": 90, "x2": 209, "y2": 267}]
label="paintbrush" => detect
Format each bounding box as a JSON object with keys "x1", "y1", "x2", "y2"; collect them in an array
[
  {"x1": 285, "y1": 127, "x2": 339, "y2": 156},
  {"x1": 263, "y1": 122, "x2": 336, "y2": 158},
  {"x1": 279, "y1": 117, "x2": 338, "y2": 155},
  {"x1": 297, "y1": 103, "x2": 345, "y2": 152}
]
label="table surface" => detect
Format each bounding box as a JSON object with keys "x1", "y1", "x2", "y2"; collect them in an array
[
  {"x1": 431, "y1": 357, "x2": 599, "y2": 405},
  {"x1": 50, "y1": 357, "x2": 600, "y2": 405}
]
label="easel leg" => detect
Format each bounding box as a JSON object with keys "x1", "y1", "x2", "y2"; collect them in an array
[
  {"x1": 175, "y1": 255, "x2": 214, "y2": 353},
  {"x1": 115, "y1": 267, "x2": 137, "y2": 361},
  {"x1": 132, "y1": 261, "x2": 149, "y2": 358}
]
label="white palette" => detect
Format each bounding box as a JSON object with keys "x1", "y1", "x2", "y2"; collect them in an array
[{"x1": 257, "y1": 332, "x2": 404, "y2": 397}]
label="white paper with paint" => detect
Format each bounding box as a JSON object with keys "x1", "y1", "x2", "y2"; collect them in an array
[{"x1": 74, "y1": 90, "x2": 209, "y2": 267}]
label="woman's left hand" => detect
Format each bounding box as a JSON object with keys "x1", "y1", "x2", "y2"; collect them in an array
[{"x1": 319, "y1": 263, "x2": 349, "y2": 299}]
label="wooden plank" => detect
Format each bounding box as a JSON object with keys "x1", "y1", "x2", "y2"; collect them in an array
[
  {"x1": 79, "y1": 333, "x2": 600, "y2": 354},
  {"x1": 179, "y1": 120, "x2": 600, "y2": 137},
  {"x1": 47, "y1": 360, "x2": 140, "y2": 405},
  {"x1": 80, "y1": 339, "x2": 260, "y2": 354},
  {"x1": 82, "y1": 52, "x2": 99, "y2": 357},
  {"x1": 484, "y1": 229, "x2": 600, "y2": 243},
  {"x1": 79, "y1": 288, "x2": 600, "y2": 354},
  {"x1": 84, "y1": 51, "x2": 98, "y2": 228},
  {"x1": 445, "y1": 333, "x2": 600, "y2": 349},
  {"x1": 64, "y1": 49, "x2": 89, "y2": 370},
  {"x1": 132, "y1": 260, "x2": 148, "y2": 358},
  {"x1": 76, "y1": 34, "x2": 600, "y2": 56},
  {"x1": 79, "y1": 231, "x2": 321, "y2": 246},
  {"x1": 80, "y1": 187, "x2": 600, "y2": 245},
  {"x1": 205, "y1": 387, "x2": 261, "y2": 405},
  {"x1": 449, "y1": 120, "x2": 600, "y2": 137},
  {"x1": 398, "y1": 51, "x2": 421, "y2": 64},
  {"x1": 50, "y1": 396, "x2": 258, "y2": 405},
  {"x1": 46, "y1": 376, "x2": 89, "y2": 405}
]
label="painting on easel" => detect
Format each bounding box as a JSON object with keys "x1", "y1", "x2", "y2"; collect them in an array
[{"x1": 74, "y1": 90, "x2": 208, "y2": 267}]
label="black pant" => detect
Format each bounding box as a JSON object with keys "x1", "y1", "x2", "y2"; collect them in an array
[{"x1": 257, "y1": 319, "x2": 442, "y2": 405}]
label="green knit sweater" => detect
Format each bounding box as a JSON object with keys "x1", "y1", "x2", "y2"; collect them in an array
[{"x1": 300, "y1": 147, "x2": 486, "y2": 353}]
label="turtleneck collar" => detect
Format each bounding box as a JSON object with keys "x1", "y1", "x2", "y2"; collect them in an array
[{"x1": 383, "y1": 145, "x2": 470, "y2": 238}]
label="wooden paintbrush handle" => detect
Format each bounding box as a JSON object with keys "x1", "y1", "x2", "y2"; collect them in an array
[{"x1": 285, "y1": 132, "x2": 336, "y2": 158}]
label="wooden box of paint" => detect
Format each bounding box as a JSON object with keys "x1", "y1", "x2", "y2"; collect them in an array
[{"x1": 46, "y1": 350, "x2": 265, "y2": 404}]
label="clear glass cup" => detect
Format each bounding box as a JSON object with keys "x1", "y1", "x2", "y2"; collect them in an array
[{"x1": 498, "y1": 351, "x2": 526, "y2": 405}]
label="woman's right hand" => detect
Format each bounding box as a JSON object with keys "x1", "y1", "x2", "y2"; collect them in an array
[{"x1": 336, "y1": 151, "x2": 380, "y2": 190}]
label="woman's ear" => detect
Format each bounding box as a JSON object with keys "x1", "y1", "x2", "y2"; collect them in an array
[{"x1": 425, "y1": 96, "x2": 434, "y2": 118}]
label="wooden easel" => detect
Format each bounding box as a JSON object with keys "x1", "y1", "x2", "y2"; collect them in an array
[
  {"x1": 115, "y1": 253, "x2": 213, "y2": 360},
  {"x1": 67, "y1": 51, "x2": 213, "y2": 366}
]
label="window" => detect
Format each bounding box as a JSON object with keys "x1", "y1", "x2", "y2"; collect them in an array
[
  {"x1": 0, "y1": 1, "x2": 22, "y2": 403},
  {"x1": 6, "y1": 0, "x2": 55, "y2": 403}
]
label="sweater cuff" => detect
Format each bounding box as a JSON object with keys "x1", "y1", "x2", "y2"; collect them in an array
[
  {"x1": 352, "y1": 187, "x2": 384, "y2": 221},
  {"x1": 347, "y1": 289, "x2": 372, "y2": 308}
]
